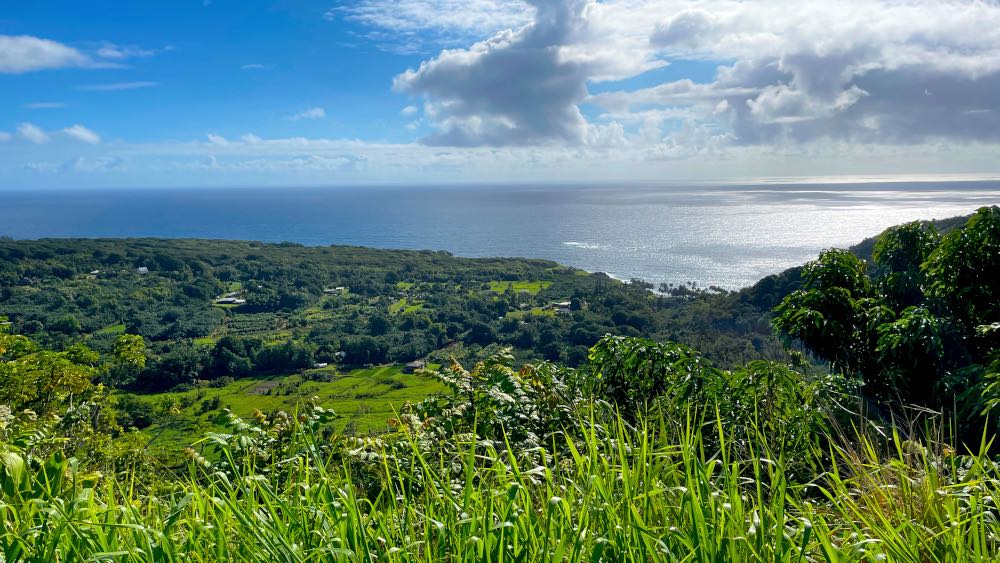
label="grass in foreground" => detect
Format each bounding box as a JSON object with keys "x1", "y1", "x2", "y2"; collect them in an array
[{"x1": 3, "y1": 407, "x2": 998, "y2": 561}]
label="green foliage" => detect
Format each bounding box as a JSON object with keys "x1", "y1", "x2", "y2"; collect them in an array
[
  {"x1": 1, "y1": 237, "x2": 795, "y2": 391},
  {"x1": 589, "y1": 335, "x2": 848, "y2": 477},
  {"x1": 4, "y1": 392, "x2": 1000, "y2": 560},
  {"x1": 774, "y1": 207, "x2": 1000, "y2": 438},
  {"x1": 925, "y1": 206, "x2": 1000, "y2": 330}
]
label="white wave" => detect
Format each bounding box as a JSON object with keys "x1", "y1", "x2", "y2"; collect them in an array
[{"x1": 563, "y1": 241, "x2": 606, "y2": 250}]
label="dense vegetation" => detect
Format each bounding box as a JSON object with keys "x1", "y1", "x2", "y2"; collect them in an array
[
  {"x1": 1, "y1": 206, "x2": 998, "y2": 561},
  {"x1": 0, "y1": 238, "x2": 788, "y2": 386}
]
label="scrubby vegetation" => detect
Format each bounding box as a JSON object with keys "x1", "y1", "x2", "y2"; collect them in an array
[{"x1": 1, "y1": 206, "x2": 998, "y2": 561}]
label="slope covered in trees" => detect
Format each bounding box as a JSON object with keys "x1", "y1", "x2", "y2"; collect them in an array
[
  {"x1": 2, "y1": 206, "x2": 999, "y2": 560},
  {"x1": 0, "y1": 238, "x2": 789, "y2": 393}
]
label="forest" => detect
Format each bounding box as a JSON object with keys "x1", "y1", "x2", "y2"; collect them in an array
[{"x1": 1, "y1": 205, "x2": 998, "y2": 561}]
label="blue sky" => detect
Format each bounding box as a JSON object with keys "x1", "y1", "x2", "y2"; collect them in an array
[
  {"x1": 2, "y1": 0, "x2": 1000, "y2": 188},
  {"x1": 0, "y1": 1, "x2": 431, "y2": 143}
]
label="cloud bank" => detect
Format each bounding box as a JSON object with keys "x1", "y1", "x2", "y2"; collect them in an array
[{"x1": 385, "y1": 0, "x2": 1000, "y2": 152}]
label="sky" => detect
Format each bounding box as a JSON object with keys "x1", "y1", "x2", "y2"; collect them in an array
[{"x1": 2, "y1": 0, "x2": 1000, "y2": 188}]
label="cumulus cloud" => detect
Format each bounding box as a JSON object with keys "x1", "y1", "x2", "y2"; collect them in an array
[
  {"x1": 0, "y1": 35, "x2": 94, "y2": 73},
  {"x1": 287, "y1": 107, "x2": 326, "y2": 121},
  {"x1": 17, "y1": 123, "x2": 49, "y2": 144},
  {"x1": 77, "y1": 81, "x2": 159, "y2": 91},
  {"x1": 401, "y1": 105, "x2": 419, "y2": 116},
  {"x1": 62, "y1": 124, "x2": 101, "y2": 144},
  {"x1": 394, "y1": 0, "x2": 662, "y2": 146},
  {"x1": 618, "y1": 0, "x2": 1000, "y2": 146},
  {"x1": 385, "y1": 0, "x2": 1000, "y2": 151}
]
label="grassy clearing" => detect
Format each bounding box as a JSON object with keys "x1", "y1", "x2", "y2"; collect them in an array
[
  {"x1": 487, "y1": 280, "x2": 552, "y2": 295},
  {"x1": 506, "y1": 306, "x2": 556, "y2": 319},
  {"x1": 395, "y1": 281, "x2": 415, "y2": 290},
  {"x1": 94, "y1": 323, "x2": 126, "y2": 335},
  {"x1": 140, "y1": 364, "x2": 446, "y2": 455},
  {"x1": 192, "y1": 336, "x2": 217, "y2": 348},
  {"x1": 389, "y1": 297, "x2": 425, "y2": 314},
  {"x1": 301, "y1": 302, "x2": 335, "y2": 321}
]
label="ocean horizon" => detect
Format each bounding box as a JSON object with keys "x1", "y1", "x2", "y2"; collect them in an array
[{"x1": 3, "y1": 181, "x2": 998, "y2": 290}]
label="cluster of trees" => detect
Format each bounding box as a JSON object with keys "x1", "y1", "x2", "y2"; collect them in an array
[
  {"x1": 1, "y1": 238, "x2": 794, "y2": 392},
  {"x1": 774, "y1": 206, "x2": 1000, "y2": 439}
]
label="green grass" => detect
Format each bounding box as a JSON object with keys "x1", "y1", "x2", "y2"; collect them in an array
[
  {"x1": 5, "y1": 410, "x2": 999, "y2": 561},
  {"x1": 389, "y1": 297, "x2": 425, "y2": 314},
  {"x1": 487, "y1": 280, "x2": 552, "y2": 295},
  {"x1": 395, "y1": 281, "x2": 415, "y2": 290},
  {"x1": 301, "y1": 303, "x2": 335, "y2": 321},
  {"x1": 192, "y1": 336, "x2": 217, "y2": 348},
  {"x1": 506, "y1": 306, "x2": 555, "y2": 319},
  {"x1": 140, "y1": 364, "x2": 446, "y2": 455},
  {"x1": 94, "y1": 323, "x2": 126, "y2": 335}
]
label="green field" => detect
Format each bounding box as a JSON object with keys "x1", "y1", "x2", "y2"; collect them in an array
[
  {"x1": 389, "y1": 297, "x2": 425, "y2": 314},
  {"x1": 488, "y1": 280, "x2": 552, "y2": 295},
  {"x1": 506, "y1": 306, "x2": 556, "y2": 319},
  {"x1": 140, "y1": 363, "x2": 446, "y2": 455}
]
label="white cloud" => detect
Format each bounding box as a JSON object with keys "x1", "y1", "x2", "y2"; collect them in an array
[
  {"x1": 394, "y1": 0, "x2": 663, "y2": 146},
  {"x1": 206, "y1": 133, "x2": 229, "y2": 146},
  {"x1": 62, "y1": 124, "x2": 101, "y2": 144},
  {"x1": 5, "y1": 129, "x2": 1000, "y2": 188},
  {"x1": 96, "y1": 42, "x2": 159, "y2": 60},
  {"x1": 0, "y1": 131, "x2": 10, "y2": 142},
  {"x1": 241, "y1": 63, "x2": 271, "y2": 71},
  {"x1": 384, "y1": 0, "x2": 1000, "y2": 151},
  {"x1": 23, "y1": 102, "x2": 66, "y2": 109},
  {"x1": 401, "y1": 105, "x2": 418, "y2": 116},
  {"x1": 332, "y1": 0, "x2": 533, "y2": 52},
  {"x1": 17, "y1": 123, "x2": 49, "y2": 144},
  {"x1": 0, "y1": 34, "x2": 94, "y2": 73},
  {"x1": 77, "y1": 81, "x2": 159, "y2": 91},
  {"x1": 287, "y1": 107, "x2": 326, "y2": 121}
]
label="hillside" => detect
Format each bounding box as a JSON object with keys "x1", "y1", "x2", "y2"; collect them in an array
[{"x1": 2, "y1": 206, "x2": 999, "y2": 561}]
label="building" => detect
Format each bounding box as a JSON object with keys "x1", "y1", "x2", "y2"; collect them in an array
[
  {"x1": 403, "y1": 360, "x2": 427, "y2": 373},
  {"x1": 136, "y1": 267, "x2": 149, "y2": 274},
  {"x1": 323, "y1": 286, "x2": 348, "y2": 295},
  {"x1": 215, "y1": 297, "x2": 247, "y2": 305}
]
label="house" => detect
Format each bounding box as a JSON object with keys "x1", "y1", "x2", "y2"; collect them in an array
[
  {"x1": 312, "y1": 362, "x2": 329, "y2": 369},
  {"x1": 215, "y1": 297, "x2": 246, "y2": 305},
  {"x1": 403, "y1": 360, "x2": 427, "y2": 373},
  {"x1": 136, "y1": 267, "x2": 149, "y2": 274},
  {"x1": 89, "y1": 270, "x2": 100, "y2": 275},
  {"x1": 323, "y1": 286, "x2": 348, "y2": 295}
]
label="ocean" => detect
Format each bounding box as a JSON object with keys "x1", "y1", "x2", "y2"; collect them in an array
[{"x1": 2, "y1": 182, "x2": 998, "y2": 289}]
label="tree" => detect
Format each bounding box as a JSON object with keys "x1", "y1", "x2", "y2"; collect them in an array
[
  {"x1": 773, "y1": 207, "x2": 1000, "y2": 438},
  {"x1": 102, "y1": 334, "x2": 147, "y2": 388}
]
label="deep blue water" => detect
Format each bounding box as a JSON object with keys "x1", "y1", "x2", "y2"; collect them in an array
[{"x1": 2, "y1": 182, "x2": 998, "y2": 289}]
